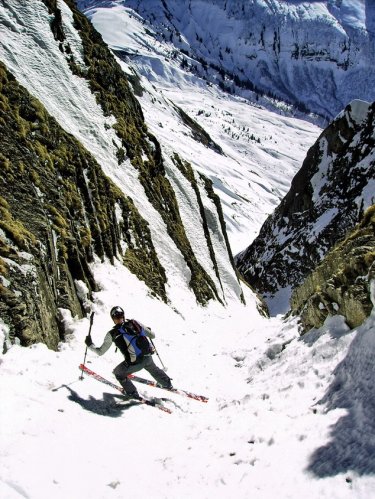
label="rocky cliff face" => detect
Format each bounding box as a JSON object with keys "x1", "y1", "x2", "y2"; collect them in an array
[
  {"x1": 0, "y1": 62, "x2": 167, "y2": 348},
  {"x1": 0, "y1": 0, "x2": 243, "y2": 350},
  {"x1": 114, "y1": 0, "x2": 375, "y2": 119},
  {"x1": 236, "y1": 100, "x2": 375, "y2": 315}
]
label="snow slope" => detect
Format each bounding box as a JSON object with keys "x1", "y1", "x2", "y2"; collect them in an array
[
  {"x1": 1, "y1": 259, "x2": 375, "y2": 498},
  {"x1": 0, "y1": 0, "x2": 243, "y2": 309}
]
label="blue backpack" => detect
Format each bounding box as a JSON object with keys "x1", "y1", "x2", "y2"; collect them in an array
[{"x1": 118, "y1": 320, "x2": 154, "y2": 359}]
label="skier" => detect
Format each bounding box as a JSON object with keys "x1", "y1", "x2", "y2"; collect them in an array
[{"x1": 85, "y1": 306, "x2": 173, "y2": 399}]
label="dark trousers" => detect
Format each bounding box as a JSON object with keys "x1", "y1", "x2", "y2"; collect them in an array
[{"x1": 113, "y1": 355, "x2": 171, "y2": 395}]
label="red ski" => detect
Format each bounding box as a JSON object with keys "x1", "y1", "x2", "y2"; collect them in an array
[
  {"x1": 127, "y1": 373, "x2": 209, "y2": 403},
  {"x1": 79, "y1": 364, "x2": 172, "y2": 414}
]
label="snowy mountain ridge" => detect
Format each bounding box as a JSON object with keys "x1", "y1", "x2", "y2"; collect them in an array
[
  {"x1": 88, "y1": 0, "x2": 375, "y2": 120},
  {"x1": 0, "y1": 0, "x2": 247, "y2": 327}
]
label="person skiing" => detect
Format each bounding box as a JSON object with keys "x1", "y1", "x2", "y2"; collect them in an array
[{"x1": 85, "y1": 306, "x2": 172, "y2": 399}]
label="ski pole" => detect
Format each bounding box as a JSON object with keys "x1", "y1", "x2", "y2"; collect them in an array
[
  {"x1": 79, "y1": 311, "x2": 95, "y2": 380},
  {"x1": 150, "y1": 338, "x2": 168, "y2": 371}
]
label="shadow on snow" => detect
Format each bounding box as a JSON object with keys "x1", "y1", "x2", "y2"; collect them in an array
[
  {"x1": 63, "y1": 385, "x2": 138, "y2": 417},
  {"x1": 306, "y1": 313, "x2": 375, "y2": 477}
]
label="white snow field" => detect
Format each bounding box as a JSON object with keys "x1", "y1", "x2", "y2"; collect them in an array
[{"x1": 1, "y1": 261, "x2": 375, "y2": 499}]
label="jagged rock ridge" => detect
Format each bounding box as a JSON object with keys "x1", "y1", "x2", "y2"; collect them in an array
[
  {"x1": 236, "y1": 100, "x2": 375, "y2": 316},
  {"x1": 0, "y1": 62, "x2": 167, "y2": 348}
]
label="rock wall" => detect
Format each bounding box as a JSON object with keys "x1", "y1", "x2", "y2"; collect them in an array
[{"x1": 236, "y1": 100, "x2": 375, "y2": 304}]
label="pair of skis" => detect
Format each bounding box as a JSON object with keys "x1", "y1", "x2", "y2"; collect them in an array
[{"x1": 79, "y1": 364, "x2": 208, "y2": 414}]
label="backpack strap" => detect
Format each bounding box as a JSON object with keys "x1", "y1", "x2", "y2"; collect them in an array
[{"x1": 111, "y1": 324, "x2": 132, "y2": 364}]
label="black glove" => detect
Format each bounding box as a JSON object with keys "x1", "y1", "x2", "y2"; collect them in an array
[{"x1": 85, "y1": 335, "x2": 93, "y2": 347}]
